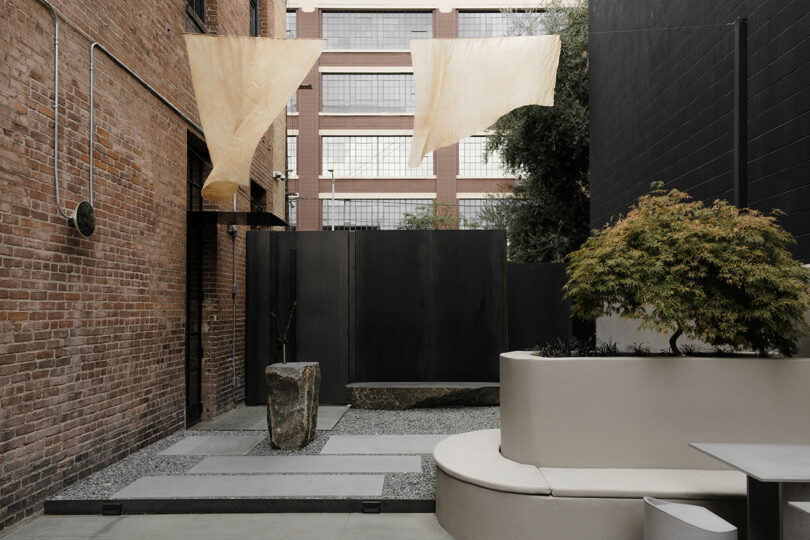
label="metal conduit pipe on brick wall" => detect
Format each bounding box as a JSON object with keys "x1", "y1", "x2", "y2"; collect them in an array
[{"x1": 32, "y1": 0, "x2": 204, "y2": 231}]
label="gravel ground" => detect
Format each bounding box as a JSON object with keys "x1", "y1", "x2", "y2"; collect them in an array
[
  {"x1": 333, "y1": 406, "x2": 499, "y2": 435},
  {"x1": 51, "y1": 407, "x2": 499, "y2": 501}
]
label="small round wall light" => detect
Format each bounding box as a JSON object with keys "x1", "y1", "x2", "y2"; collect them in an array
[{"x1": 69, "y1": 201, "x2": 96, "y2": 237}]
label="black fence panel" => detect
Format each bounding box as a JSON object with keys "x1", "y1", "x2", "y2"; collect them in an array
[
  {"x1": 507, "y1": 262, "x2": 594, "y2": 350},
  {"x1": 294, "y1": 232, "x2": 350, "y2": 404},
  {"x1": 352, "y1": 231, "x2": 434, "y2": 382},
  {"x1": 429, "y1": 231, "x2": 505, "y2": 381},
  {"x1": 245, "y1": 232, "x2": 299, "y2": 404},
  {"x1": 352, "y1": 231, "x2": 505, "y2": 383},
  {"x1": 245, "y1": 232, "x2": 271, "y2": 405},
  {"x1": 246, "y1": 231, "x2": 588, "y2": 404}
]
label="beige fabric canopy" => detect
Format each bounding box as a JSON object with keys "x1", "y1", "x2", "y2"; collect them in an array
[
  {"x1": 185, "y1": 35, "x2": 324, "y2": 202},
  {"x1": 408, "y1": 35, "x2": 561, "y2": 168}
]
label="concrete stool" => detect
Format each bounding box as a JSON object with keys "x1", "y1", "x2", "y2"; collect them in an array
[{"x1": 644, "y1": 497, "x2": 737, "y2": 540}]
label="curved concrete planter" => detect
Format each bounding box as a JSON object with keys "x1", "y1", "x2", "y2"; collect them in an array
[
  {"x1": 435, "y1": 352, "x2": 810, "y2": 540},
  {"x1": 500, "y1": 352, "x2": 810, "y2": 469}
]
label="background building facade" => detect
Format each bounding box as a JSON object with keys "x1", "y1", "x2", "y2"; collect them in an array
[
  {"x1": 589, "y1": 0, "x2": 810, "y2": 261},
  {"x1": 0, "y1": 0, "x2": 286, "y2": 530},
  {"x1": 285, "y1": 0, "x2": 547, "y2": 231}
]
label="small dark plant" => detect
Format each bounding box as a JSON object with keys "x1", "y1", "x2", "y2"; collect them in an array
[
  {"x1": 533, "y1": 337, "x2": 635, "y2": 357},
  {"x1": 712, "y1": 345, "x2": 741, "y2": 357},
  {"x1": 533, "y1": 336, "x2": 595, "y2": 357},
  {"x1": 595, "y1": 339, "x2": 619, "y2": 356},
  {"x1": 271, "y1": 301, "x2": 296, "y2": 364},
  {"x1": 565, "y1": 183, "x2": 810, "y2": 356},
  {"x1": 627, "y1": 342, "x2": 651, "y2": 355}
]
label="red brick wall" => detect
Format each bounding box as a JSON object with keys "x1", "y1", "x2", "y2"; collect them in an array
[{"x1": 0, "y1": 0, "x2": 285, "y2": 531}]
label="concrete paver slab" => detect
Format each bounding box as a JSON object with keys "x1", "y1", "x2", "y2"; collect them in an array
[
  {"x1": 3, "y1": 513, "x2": 451, "y2": 540},
  {"x1": 193, "y1": 405, "x2": 348, "y2": 431},
  {"x1": 188, "y1": 455, "x2": 422, "y2": 474},
  {"x1": 317, "y1": 405, "x2": 351, "y2": 430},
  {"x1": 320, "y1": 434, "x2": 450, "y2": 454},
  {"x1": 110, "y1": 474, "x2": 385, "y2": 499},
  {"x1": 158, "y1": 435, "x2": 265, "y2": 456},
  {"x1": 193, "y1": 406, "x2": 266, "y2": 431}
]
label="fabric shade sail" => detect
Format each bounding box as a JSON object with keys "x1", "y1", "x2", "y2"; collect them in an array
[
  {"x1": 408, "y1": 35, "x2": 561, "y2": 168},
  {"x1": 185, "y1": 35, "x2": 324, "y2": 202}
]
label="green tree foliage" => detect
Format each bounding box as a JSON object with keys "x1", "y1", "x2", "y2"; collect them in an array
[
  {"x1": 483, "y1": 0, "x2": 590, "y2": 262},
  {"x1": 397, "y1": 201, "x2": 476, "y2": 230},
  {"x1": 565, "y1": 183, "x2": 810, "y2": 356}
]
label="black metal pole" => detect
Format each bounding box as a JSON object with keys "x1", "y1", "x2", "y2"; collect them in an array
[{"x1": 734, "y1": 17, "x2": 748, "y2": 208}]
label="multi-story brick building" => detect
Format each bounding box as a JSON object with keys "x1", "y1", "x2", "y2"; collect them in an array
[
  {"x1": 285, "y1": 0, "x2": 545, "y2": 231},
  {"x1": 0, "y1": 0, "x2": 287, "y2": 531}
]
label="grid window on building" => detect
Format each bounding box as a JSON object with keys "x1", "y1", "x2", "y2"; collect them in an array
[
  {"x1": 186, "y1": 0, "x2": 205, "y2": 24},
  {"x1": 459, "y1": 198, "x2": 500, "y2": 229},
  {"x1": 287, "y1": 92, "x2": 297, "y2": 113},
  {"x1": 322, "y1": 199, "x2": 431, "y2": 230},
  {"x1": 322, "y1": 12, "x2": 432, "y2": 50},
  {"x1": 287, "y1": 136, "x2": 297, "y2": 178},
  {"x1": 286, "y1": 10, "x2": 297, "y2": 38},
  {"x1": 459, "y1": 137, "x2": 511, "y2": 177},
  {"x1": 287, "y1": 199, "x2": 297, "y2": 230},
  {"x1": 322, "y1": 74, "x2": 414, "y2": 114},
  {"x1": 250, "y1": 0, "x2": 259, "y2": 36},
  {"x1": 458, "y1": 11, "x2": 547, "y2": 38},
  {"x1": 322, "y1": 136, "x2": 433, "y2": 177}
]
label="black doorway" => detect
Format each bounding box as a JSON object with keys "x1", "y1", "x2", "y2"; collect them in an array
[{"x1": 185, "y1": 137, "x2": 206, "y2": 425}]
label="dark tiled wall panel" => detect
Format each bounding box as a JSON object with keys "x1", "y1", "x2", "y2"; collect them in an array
[{"x1": 590, "y1": 0, "x2": 810, "y2": 261}]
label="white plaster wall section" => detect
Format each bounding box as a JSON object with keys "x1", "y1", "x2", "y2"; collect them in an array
[{"x1": 595, "y1": 314, "x2": 711, "y2": 353}]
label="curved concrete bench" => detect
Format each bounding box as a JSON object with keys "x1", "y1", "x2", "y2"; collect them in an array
[
  {"x1": 433, "y1": 429, "x2": 548, "y2": 495},
  {"x1": 435, "y1": 430, "x2": 746, "y2": 540},
  {"x1": 435, "y1": 352, "x2": 810, "y2": 540}
]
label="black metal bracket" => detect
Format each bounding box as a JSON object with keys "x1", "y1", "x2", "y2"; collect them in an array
[{"x1": 734, "y1": 17, "x2": 748, "y2": 208}]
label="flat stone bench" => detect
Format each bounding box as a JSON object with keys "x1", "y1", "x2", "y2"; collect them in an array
[
  {"x1": 345, "y1": 382, "x2": 499, "y2": 409},
  {"x1": 434, "y1": 429, "x2": 747, "y2": 540}
]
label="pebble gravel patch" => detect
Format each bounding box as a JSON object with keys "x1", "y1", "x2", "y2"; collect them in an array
[
  {"x1": 333, "y1": 407, "x2": 499, "y2": 435},
  {"x1": 50, "y1": 407, "x2": 499, "y2": 502}
]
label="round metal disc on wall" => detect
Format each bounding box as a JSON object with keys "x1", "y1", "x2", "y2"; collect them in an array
[{"x1": 70, "y1": 201, "x2": 96, "y2": 237}]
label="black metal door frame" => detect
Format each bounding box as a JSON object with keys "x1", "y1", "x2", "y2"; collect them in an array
[{"x1": 185, "y1": 143, "x2": 205, "y2": 425}]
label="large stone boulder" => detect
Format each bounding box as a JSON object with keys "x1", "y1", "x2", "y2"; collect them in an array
[
  {"x1": 265, "y1": 362, "x2": 320, "y2": 449},
  {"x1": 345, "y1": 382, "x2": 499, "y2": 409}
]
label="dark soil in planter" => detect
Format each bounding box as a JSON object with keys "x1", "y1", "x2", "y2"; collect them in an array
[{"x1": 532, "y1": 337, "x2": 773, "y2": 358}]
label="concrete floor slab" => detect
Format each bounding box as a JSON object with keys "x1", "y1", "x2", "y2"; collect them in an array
[
  {"x1": 110, "y1": 474, "x2": 385, "y2": 499},
  {"x1": 320, "y1": 435, "x2": 450, "y2": 455},
  {"x1": 188, "y1": 455, "x2": 422, "y2": 474},
  {"x1": 158, "y1": 435, "x2": 265, "y2": 456},
  {"x1": 4, "y1": 513, "x2": 451, "y2": 539}
]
